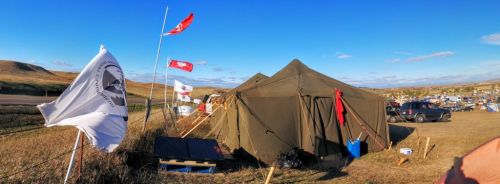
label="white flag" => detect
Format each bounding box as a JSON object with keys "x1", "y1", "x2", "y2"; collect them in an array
[
  {"x1": 174, "y1": 80, "x2": 193, "y2": 93},
  {"x1": 177, "y1": 92, "x2": 192, "y2": 102},
  {"x1": 37, "y1": 45, "x2": 128, "y2": 152}
]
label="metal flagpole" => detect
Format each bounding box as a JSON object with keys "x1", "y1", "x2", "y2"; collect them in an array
[
  {"x1": 144, "y1": 6, "x2": 168, "y2": 131},
  {"x1": 64, "y1": 130, "x2": 82, "y2": 184},
  {"x1": 148, "y1": 6, "x2": 169, "y2": 107}
]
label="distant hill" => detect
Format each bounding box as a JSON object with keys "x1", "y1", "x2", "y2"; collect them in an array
[
  {"x1": 372, "y1": 80, "x2": 500, "y2": 98},
  {"x1": 0, "y1": 60, "x2": 223, "y2": 98},
  {"x1": 0, "y1": 60, "x2": 53, "y2": 75}
]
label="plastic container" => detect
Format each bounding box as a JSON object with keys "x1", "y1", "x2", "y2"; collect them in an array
[
  {"x1": 177, "y1": 105, "x2": 193, "y2": 116},
  {"x1": 347, "y1": 139, "x2": 361, "y2": 159},
  {"x1": 399, "y1": 148, "x2": 412, "y2": 155}
]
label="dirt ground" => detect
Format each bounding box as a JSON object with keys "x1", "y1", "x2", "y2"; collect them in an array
[
  {"x1": 1, "y1": 110, "x2": 499, "y2": 183},
  {"x1": 163, "y1": 111, "x2": 500, "y2": 184}
]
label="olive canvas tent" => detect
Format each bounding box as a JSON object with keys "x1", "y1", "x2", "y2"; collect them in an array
[
  {"x1": 211, "y1": 60, "x2": 389, "y2": 164},
  {"x1": 228, "y1": 73, "x2": 269, "y2": 93}
]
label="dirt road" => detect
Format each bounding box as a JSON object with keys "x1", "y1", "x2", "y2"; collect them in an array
[{"x1": 0, "y1": 94, "x2": 165, "y2": 105}]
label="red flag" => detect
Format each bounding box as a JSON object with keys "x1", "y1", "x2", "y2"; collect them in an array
[
  {"x1": 169, "y1": 60, "x2": 193, "y2": 72},
  {"x1": 163, "y1": 13, "x2": 194, "y2": 36},
  {"x1": 335, "y1": 89, "x2": 345, "y2": 126}
]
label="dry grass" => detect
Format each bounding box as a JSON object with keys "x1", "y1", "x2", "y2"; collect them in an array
[
  {"x1": 0, "y1": 108, "x2": 168, "y2": 183},
  {"x1": 1, "y1": 109, "x2": 499, "y2": 183}
]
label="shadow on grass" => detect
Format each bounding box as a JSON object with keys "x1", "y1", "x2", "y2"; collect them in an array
[
  {"x1": 314, "y1": 154, "x2": 350, "y2": 180},
  {"x1": 217, "y1": 147, "x2": 351, "y2": 181},
  {"x1": 389, "y1": 124, "x2": 415, "y2": 146},
  {"x1": 120, "y1": 126, "x2": 166, "y2": 172}
]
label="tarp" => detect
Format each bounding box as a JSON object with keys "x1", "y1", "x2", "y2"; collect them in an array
[
  {"x1": 487, "y1": 103, "x2": 499, "y2": 112},
  {"x1": 211, "y1": 60, "x2": 389, "y2": 164},
  {"x1": 154, "y1": 136, "x2": 224, "y2": 161}
]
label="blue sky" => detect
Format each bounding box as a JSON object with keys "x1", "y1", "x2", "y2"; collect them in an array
[{"x1": 1, "y1": 0, "x2": 500, "y2": 88}]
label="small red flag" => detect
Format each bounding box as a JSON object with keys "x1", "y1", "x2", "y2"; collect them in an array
[
  {"x1": 335, "y1": 89, "x2": 345, "y2": 126},
  {"x1": 169, "y1": 60, "x2": 193, "y2": 72},
  {"x1": 163, "y1": 13, "x2": 194, "y2": 36}
]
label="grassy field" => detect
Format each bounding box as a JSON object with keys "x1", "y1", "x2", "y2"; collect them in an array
[{"x1": 1, "y1": 109, "x2": 499, "y2": 183}]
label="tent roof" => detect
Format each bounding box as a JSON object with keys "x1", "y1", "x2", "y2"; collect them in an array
[
  {"x1": 239, "y1": 59, "x2": 383, "y2": 100},
  {"x1": 229, "y1": 73, "x2": 269, "y2": 93}
]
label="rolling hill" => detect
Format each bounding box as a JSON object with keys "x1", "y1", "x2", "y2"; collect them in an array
[{"x1": 0, "y1": 60, "x2": 223, "y2": 98}]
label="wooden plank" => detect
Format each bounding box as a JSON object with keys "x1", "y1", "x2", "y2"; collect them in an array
[{"x1": 160, "y1": 159, "x2": 216, "y2": 167}]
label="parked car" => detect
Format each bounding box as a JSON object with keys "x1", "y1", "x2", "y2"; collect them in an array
[
  {"x1": 386, "y1": 106, "x2": 403, "y2": 123},
  {"x1": 448, "y1": 104, "x2": 463, "y2": 112},
  {"x1": 399, "y1": 101, "x2": 451, "y2": 123}
]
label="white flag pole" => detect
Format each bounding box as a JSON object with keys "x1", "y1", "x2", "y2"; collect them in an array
[
  {"x1": 64, "y1": 130, "x2": 82, "y2": 184},
  {"x1": 148, "y1": 6, "x2": 169, "y2": 104},
  {"x1": 164, "y1": 58, "x2": 170, "y2": 110}
]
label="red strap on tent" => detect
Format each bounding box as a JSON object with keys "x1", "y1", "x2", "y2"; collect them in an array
[{"x1": 335, "y1": 89, "x2": 345, "y2": 126}]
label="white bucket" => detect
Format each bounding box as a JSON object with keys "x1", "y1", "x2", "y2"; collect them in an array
[{"x1": 177, "y1": 105, "x2": 193, "y2": 116}]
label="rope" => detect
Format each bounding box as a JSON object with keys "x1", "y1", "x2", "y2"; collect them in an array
[{"x1": 340, "y1": 96, "x2": 386, "y2": 150}]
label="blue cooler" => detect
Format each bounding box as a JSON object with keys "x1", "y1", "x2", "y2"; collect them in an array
[{"x1": 347, "y1": 139, "x2": 361, "y2": 159}]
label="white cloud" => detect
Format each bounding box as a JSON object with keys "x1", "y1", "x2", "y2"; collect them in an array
[
  {"x1": 51, "y1": 60, "x2": 74, "y2": 67},
  {"x1": 126, "y1": 72, "x2": 240, "y2": 88},
  {"x1": 343, "y1": 71, "x2": 500, "y2": 88},
  {"x1": 388, "y1": 58, "x2": 401, "y2": 63},
  {"x1": 406, "y1": 51, "x2": 455, "y2": 62},
  {"x1": 481, "y1": 60, "x2": 500, "y2": 67},
  {"x1": 394, "y1": 51, "x2": 412, "y2": 55},
  {"x1": 481, "y1": 33, "x2": 500, "y2": 45},
  {"x1": 196, "y1": 60, "x2": 208, "y2": 65},
  {"x1": 337, "y1": 54, "x2": 352, "y2": 59}
]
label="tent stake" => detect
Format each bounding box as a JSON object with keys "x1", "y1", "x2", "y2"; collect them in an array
[
  {"x1": 423, "y1": 137, "x2": 431, "y2": 158},
  {"x1": 264, "y1": 165, "x2": 276, "y2": 184}
]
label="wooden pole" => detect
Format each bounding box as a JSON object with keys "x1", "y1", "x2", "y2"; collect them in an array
[
  {"x1": 423, "y1": 137, "x2": 430, "y2": 158},
  {"x1": 386, "y1": 141, "x2": 393, "y2": 152},
  {"x1": 264, "y1": 165, "x2": 276, "y2": 184},
  {"x1": 164, "y1": 59, "x2": 169, "y2": 110},
  {"x1": 161, "y1": 107, "x2": 168, "y2": 129},
  {"x1": 341, "y1": 97, "x2": 386, "y2": 149},
  {"x1": 142, "y1": 98, "x2": 151, "y2": 132},
  {"x1": 76, "y1": 133, "x2": 84, "y2": 181},
  {"x1": 181, "y1": 105, "x2": 222, "y2": 138}
]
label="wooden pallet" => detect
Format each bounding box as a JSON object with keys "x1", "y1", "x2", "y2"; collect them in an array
[{"x1": 158, "y1": 159, "x2": 216, "y2": 174}]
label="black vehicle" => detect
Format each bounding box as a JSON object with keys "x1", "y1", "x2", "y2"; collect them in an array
[
  {"x1": 386, "y1": 106, "x2": 403, "y2": 123},
  {"x1": 399, "y1": 101, "x2": 451, "y2": 123}
]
